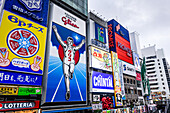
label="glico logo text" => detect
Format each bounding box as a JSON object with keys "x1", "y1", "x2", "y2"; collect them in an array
[
  {"x1": 61, "y1": 13, "x2": 79, "y2": 29},
  {"x1": 117, "y1": 42, "x2": 132, "y2": 57}
]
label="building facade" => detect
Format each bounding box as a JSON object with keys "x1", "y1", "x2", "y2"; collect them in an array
[{"x1": 141, "y1": 46, "x2": 170, "y2": 100}]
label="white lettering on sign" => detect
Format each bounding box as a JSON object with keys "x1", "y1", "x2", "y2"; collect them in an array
[
  {"x1": 3, "y1": 102, "x2": 34, "y2": 109},
  {"x1": 117, "y1": 42, "x2": 132, "y2": 57},
  {"x1": 94, "y1": 75, "x2": 113, "y2": 87}
]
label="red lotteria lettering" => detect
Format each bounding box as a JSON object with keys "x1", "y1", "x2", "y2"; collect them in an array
[{"x1": 62, "y1": 17, "x2": 79, "y2": 29}]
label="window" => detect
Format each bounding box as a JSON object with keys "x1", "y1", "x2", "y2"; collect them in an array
[
  {"x1": 125, "y1": 88, "x2": 127, "y2": 93},
  {"x1": 124, "y1": 78, "x2": 126, "y2": 83},
  {"x1": 162, "y1": 78, "x2": 164, "y2": 81},
  {"x1": 159, "y1": 67, "x2": 161, "y2": 69},
  {"x1": 158, "y1": 63, "x2": 160, "y2": 65},
  {"x1": 160, "y1": 70, "x2": 162, "y2": 73},
  {"x1": 134, "y1": 89, "x2": 137, "y2": 94},
  {"x1": 128, "y1": 89, "x2": 130, "y2": 93},
  {"x1": 127, "y1": 78, "x2": 129, "y2": 83},
  {"x1": 130, "y1": 79, "x2": 132, "y2": 84},
  {"x1": 133, "y1": 80, "x2": 136, "y2": 84},
  {"x1": 162, "y1": 83, "x2": 164, "y2": 85},
  {"x1": 163, "y1": 87, "x2": 165, "y2": 89},
  {"x1": 161, "y1": 74, "x2": 163, "y2": 77},
  {"x1": 157, "y1": 59, "x2": 159, "y2": 61}
]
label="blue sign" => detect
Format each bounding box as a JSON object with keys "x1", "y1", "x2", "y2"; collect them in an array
[
  {"x1": 0, "y1": 70, "x2": 42, "y2": 86},
  {"x1": 45, "y1": 22, "x2": 86, "y2": 102},
  {"x1": 107, "y1": 19, "x2": 130, "y2": 52},
  {"x1": 4, "y1": 0, "x2": 49, "y2": 26},
  {"x1": 95, "y1": 22, "x2": 106, "y2": 43},
  {"x1": 92, "y1": 71, "x2": 114, "y2": 92}
]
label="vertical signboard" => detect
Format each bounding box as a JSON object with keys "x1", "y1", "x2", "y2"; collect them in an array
[
  {"x1": 133, "y1": 52, "x2": 141, "y2": 72},
  {"x1": 0, "y1": 10, "x2": 47, "y2": 75},
  {"x1": 91, "y1": 71, "x2": 114, "y2": 93},
  {"x1": 89, "y1": 20, "x2": 109, "y2": 52},
  {"x1": 45, "y1": 3, "x2": 86, "y2": 103},
  {"x1": 90, "y1": 46, "x2": 112, "y2": 72},
  {"x1": 4, "y1": 0, "x2": 49, "y2": 26},
  {"x1": 118, "y1": 60, "x2": 126, "y2": 100},
  {"x1": 108, "y1": 19, "x2": 133, "y2": 64},
  {"x1": 111, "y1": 51, "x2": 123, "y2": 106}
]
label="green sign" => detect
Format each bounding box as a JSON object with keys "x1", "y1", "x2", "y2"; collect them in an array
[{"x1": 18, "y1": 87, "x2": 41, "y2": 95}]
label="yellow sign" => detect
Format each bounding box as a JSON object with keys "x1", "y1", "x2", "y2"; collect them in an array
[
  {"x1": 0, "y1": 87, "x2": 18, "y2": 95},
  {"x1": 0, "y1": 10, "x2": 47, "y2": 75}
]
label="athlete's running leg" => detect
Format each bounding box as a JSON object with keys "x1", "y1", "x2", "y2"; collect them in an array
[
  {"x1": 69, "y1": 63, "x2": 75, "y2": 79},
  {"x1": 63, "y1": 63, "x2": 70, "y2": 100}
]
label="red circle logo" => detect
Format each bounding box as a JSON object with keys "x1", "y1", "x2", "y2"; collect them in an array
[
  {"x1": 58, "y1": 41, "x2": 80, "y2": 65},
  {"x1": 0, "y1": 103, "x2": 3, "y2": 109}
]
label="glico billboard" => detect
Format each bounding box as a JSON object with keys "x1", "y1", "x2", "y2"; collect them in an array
[
  {"x1": 108, "y1": 19, "x2": 133, "y2": 64},
  {"x1": 44, "y1": 3, "x2": 86, "y2": 105}
]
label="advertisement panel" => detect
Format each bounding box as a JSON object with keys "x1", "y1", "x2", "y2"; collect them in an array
[
  {"x1": 0, "y1": 86, "x2": 18, "y2": 95},
  {"x1": 45, "y1": 3, "x2": 86, "y2": 103},
  {"x1": 89, "y1": 20, "x2": 109, "y2": 52},
  {"x1": 122, "y1": 61, "x2": 136, "y2": 77},
  {"x1": 107, "y1": 19, "x2": 133, "y2": 64},
  {"x1": 18, "y1": 87, "x2": 41, "y2": 95},
  {"x1": 133, "y1": 52, "x2": 141, "y2": 72},
  {"x1": 91, "y1": 71, "x2": 114, "y2": 93},
  {"x1": 0, "y1": 10, "x2": 47, "y2": 75},
  {"x1": 118, "y1": 60, "x2": 126, "y2": 100},
  {"x1": 136, "y1": 72, "x2": 141, "y2": 81},
  {"x1": 90, "y1": 46, "x2": 112, "y2": 72},
  {"x1": 4, "y1": 0, "x2": 49, "y2": 26},
  {"x1": 111, "y1": 51, "x2": 123, "y2": 106},
  {"x1": 0, "y1": 100, "x2": 40, "y2": 111},
  {"x1": 115, "y1": 33, "x2": 133, "y2": 64},
  {"x1": 92, "y1": 93, "x2": 115, "y2": 110},
  {"x1": 108, "y1": 19, "x2": 130, "y2": 52},
  {"x1": 0, "y1": 70, "x2": 42, "y2": 86}
]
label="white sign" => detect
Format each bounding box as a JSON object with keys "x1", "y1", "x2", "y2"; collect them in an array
[
  {"x1": 122, "y1": 60, "x2": 136, "y2": 77},
  {"x1": 52, "y1": 4, "x2": 86, "y2": 36},
  {"x1": 92, "y1": 104, "x2": 102, "y2": 110},
  {"x1": 93, "y1": 95, "x2": 100, "y2": 102},
  {"x1": 90, "y1": 46, "x2": 112, "y2": 72}
]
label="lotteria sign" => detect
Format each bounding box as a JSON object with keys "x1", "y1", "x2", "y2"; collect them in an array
[
  {"x1": 92, "y1": 71, "x2": 114, "y2": 93},
  {"x1": 107, "y1": 19, "x2": 133, "y2": 64},
  {"x1": 0, "y1": 100, "x2": 39, "y2": 111}
]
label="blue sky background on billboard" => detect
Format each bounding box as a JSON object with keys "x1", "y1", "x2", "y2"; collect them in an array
[{"x1": 89, "y1": 0, "x2": 170, "y2": 62}]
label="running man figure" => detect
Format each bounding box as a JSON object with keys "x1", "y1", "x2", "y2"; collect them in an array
[{"x1": 53, "y1": 25, "x2": 85, "y2": 100}]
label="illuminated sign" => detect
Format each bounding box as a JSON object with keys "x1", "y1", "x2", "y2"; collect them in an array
[
  {"x1": 108, "y1": 24, "x2": 115, "y2": 51},
  {"x1": 92, "y1": 71, "x2": 114, "y2": 93},
  {"x1": 0, "y1": 10, "x2": 47, "y2": 75},
  {"x1": 61, "y1": 13, "x2": 79, "y2": 29},
  {"x1": 91, "y1": 46, "x2": 112, "y2": 72},
  {"x1": 122, "y1": 61, "x2": 136, "y2": 77},
  {"x1": 111, "y1": 52, "x2": 123, "y2": 106},
  {"x1": 0, "y1": 100, "x2": 39, "y2": 111},
  {"x1": 18, "y1": 87, "x2": 41, "y2": 95},
  {"x1": 45, "y1": 3, "x2": 86, "y2": 104},
  {"x1": 133, "y1": 52, "x2": 141, "y2": 72},
  {"x1": 0, "y1": 87, "x2": 18, "y2": 95},
  {"x1": 4, "y1": 0, "x2": 49, "y2": 26},
  {"x1": 115, "y1": 33, "x2": 133, "y2": 64},
  {"x1": 95, "y1": 23, "x2": 106, "y2": 43},
  {"x1": 136, "y1": 72, "x2": 141, "y2": 81},
  {"x1": 0, "y1": 70, "x2": 42, "y2": 86}
]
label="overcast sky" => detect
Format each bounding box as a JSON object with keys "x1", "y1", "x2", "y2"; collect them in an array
[{"x1": 89, "y1": 0, "x2": 170, "y2": 62}]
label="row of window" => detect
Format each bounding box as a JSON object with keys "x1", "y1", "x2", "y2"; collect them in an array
[
  {"x1": 124, "y1": 78, "x2": 136, "y2": 84},
  {"x1": 125, "y1": 88, "x2": 137, "y2": 94}
]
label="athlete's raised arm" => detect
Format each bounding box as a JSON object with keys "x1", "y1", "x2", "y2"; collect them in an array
[
  {"x1": 75, "y1": 39, "x2": 85, "y2": 51},
  {"x1": 52, "y1": 25, "x2": 66, "y2": 46}
]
